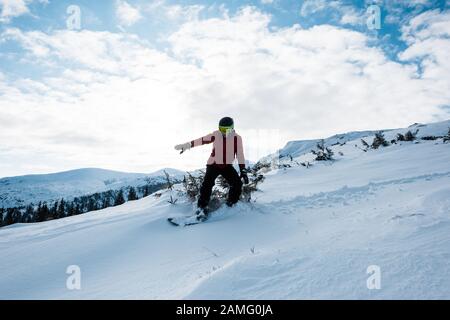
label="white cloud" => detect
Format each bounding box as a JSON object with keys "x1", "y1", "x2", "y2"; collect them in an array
[
  {"x1": 165, "y1": 4, "x2": 204, "y2": 22},
  {"x1": 300, "y1": 0, "x2": 331, "y2": 17},
  {"x1": 0, "y1": 0, "x2": 29, "y2": 22},
  {"x1": 375, "y1": 0, "x2": 435, "y2": 25},
  {"x1": 400, "y1": 10, "x2": 450, "y2": 88},
  {"x1": 340, "y1": 7, "x2": 364, "y2": 25},
  {"x1": 408, "y1": 0, "x2": 431, "y2": 5},
  {"x1": 0, "y1": 0, "x2": 48, "y2": 23},
  {"x1": 300, "y1": 0, "x2": 364, "y2": 26},
  {"x1": 261, "y1": 0, "x2": 275, "y2": 4},
  {"x1": 116, "y1": 0, "x2": 142, "y2": 27},
  {"x1": 401, "y1": 9, "x2": 450, "y2": 42},
  {"x1": 1, "y1": 7, "x2": 449, "y2": 176},
  {"x1": 144, "y1": 1, "x2": 204, "y2": 23},
  {"x1": 0, "y1": 27, "x2": 203, "y2": 175},
  {"x1": 168, "y1": 7, "x2": 448, "y2": 135}
]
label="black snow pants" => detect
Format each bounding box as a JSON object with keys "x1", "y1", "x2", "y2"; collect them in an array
[{"x1": 197, "y1": 164, "x2": 243, "y2": 209}]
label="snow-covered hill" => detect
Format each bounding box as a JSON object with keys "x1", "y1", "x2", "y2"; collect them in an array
[
  {"x1": 0, "y1": 120, "x2": 449, "y2": 299},
  {"x1": 274, "y1": 121, "x2": 449, "y2": 160},
  {"x1": 0, "y1": 168, "x2": 184, "y2": 208}
]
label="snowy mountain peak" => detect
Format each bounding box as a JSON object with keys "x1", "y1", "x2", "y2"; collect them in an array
[
  {"x1": 0, "y1": 167, "x2": 184, "y2": 208},
  {"x1": 276, "y1": 119, "x2": 450, "y2": 160}
]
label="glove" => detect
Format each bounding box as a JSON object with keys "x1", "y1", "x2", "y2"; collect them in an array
[
  {"x1": 240, "y1": 169, "x2": 249, "y2": 185},
  {"x1": 174, "y1": 142, "x2": 191, "y2": 154}
]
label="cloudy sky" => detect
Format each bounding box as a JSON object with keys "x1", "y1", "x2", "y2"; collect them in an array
[{"x1": 0, "y1": 0, "x2": 449, "y2": 177}]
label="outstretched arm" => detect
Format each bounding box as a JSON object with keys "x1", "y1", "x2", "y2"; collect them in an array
[
  {"x1": 175, "y1": 132, "x2": 215, "y2": 153},
  {"x1": 191, "y1": 132, "x2": 215, "y2": 148}
]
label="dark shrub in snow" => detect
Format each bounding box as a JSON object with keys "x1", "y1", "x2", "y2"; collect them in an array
[
  {"x1": 311, "y1": 140, "x2": 334, "y2": 161},
  {"x1": 372, "y1": 132, "x2": 389, "y2": 149}
]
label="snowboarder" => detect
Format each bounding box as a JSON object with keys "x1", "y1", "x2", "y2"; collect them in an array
[{"x1": 174, "y1": 117, "x2": 249, "y2": 221}]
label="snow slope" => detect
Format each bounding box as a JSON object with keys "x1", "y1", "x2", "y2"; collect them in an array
[
  {"x1": 0, "y1": 120, "x2": 449, "y2": 299},
  {"x1": 0, "y1": 168, "x2": 184, "y2": 208}
]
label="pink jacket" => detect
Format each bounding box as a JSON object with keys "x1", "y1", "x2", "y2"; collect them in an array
[{"x1": 190, "y1": 130, "x2": 246, "y2": 170}]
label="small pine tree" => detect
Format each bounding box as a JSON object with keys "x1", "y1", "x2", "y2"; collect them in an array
[
  {"x1": 164, "y1": 170, "x2": 174, "y2": 190},
  {"x1": 183, "y1": 172, "x2": 202, "y2": 201},
  {"x1": 36, "y1": 202, "x2": 44, "y2": 222},
  {"x1": 57, "y1": 199, "x2": 65, "y2": 218},
  {"x1": 311, "y1": 140, "x2": 334, "y2": 161},
  {"x1": 87, "y1": 198, "x2": 97, "y2": 212},
  {"x1": 216, "y1": 175, "x2": 230, "y2": 189},
  {"x1": 39, "y1": 202, "x2": 50, "y2": 222},
  {"x1": 241, "y1": 168, "x2": 265, "y2": 202},
  {"x1": 114, "y1": 190, "x2": 126, "y2": 206},
  {"x1": 4, "y1": 210, "x2": 13, "y2": 226},
  {"x1": 128, "y1": 187, "x2": 138, "y2": 201},
  {"x1": 444, "y1": 128, "x2": 450, "y2": 143},
  {"x1": 66, "y1": 202, "x2": 75, "y2": 216},
  {"x1": 211, "y1": 176, "x2": 229, "y2": 200},
  {"x1": 397, "y1": 130, "x2": 418, "y2": 142},
  {"x1": 50, "y1": 202, "x2": 58, "y2": 220},
  {"x1": 143, "y1": 185, "x2": 150, "y2": 197},
  {"x1": 405, "y1": 131, "x2": 415, "y2": 141},
  {"x1": 361, "y1": 139, "x2": 370, "y2": 150},
  {"x1": 25, "y1": 204, "x2": 35, "y2": 222},
  {"x1": 404, "y1": 130, "x2": 418, "y2": 141},
  {"x1": 102, "y1": 197, "x2": 110, "y2": 209},
  {"x1": 371, "y1": 132, "x2": 389, "y2": 149},
  {"x1": 396, "y1": 133, "x2": 405, "y2": 141}
]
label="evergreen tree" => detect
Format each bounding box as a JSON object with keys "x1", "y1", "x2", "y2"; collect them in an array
[
  {"x1": 102, "y1": 196, "x2": 110, "y2": 209},
  {"x1": 65, "y1": 202, "x2": 74, "y2": 216},
  {"x1": 25, "y1": 205, "x2": 35, "y2": 222},
  {"x1": 36, "y1": 202, "x2": 44, "y2": 222},
  {"x1": 372, "y1": 132, "x2": 389, "y2": 149},
  {"x1": 14, "y1": 208, "x2": 22, "y2": 223},
  {"x1": 4, "y1": 209, "x2": 13, "y2": 226},
  {"x1": 40, "y1": 202, "x2": 50, "y2": 221},
  {"x1": 74, "y1": 204, "x2": 82, "y2": 215},
  {"x1": 87, "y1": 198, "x2": 97, "y2": 212},
  {"x1": 57, "y1": 199, "x2": 65, "y2": 218},
  {"x1": 398, "y1": 130, "x2": 418, "y2": 142},
  {"x1": 114, "y1": 190, "x2": 125, "y2": 206},
  {"x1": 311, "y1": 140, "x2": 334, "y2": 161},
  {"x1": 128, "y1": 187, "x2": 138, "y2": 201},
  {"x1": 143, "y1": 185, "x2": 150, "y2": 197},
  {"x1": 51, "y1": 202, "x2": 58, "y2": 220},
  {"x1": 164, "y1": 170, "x2": 174, "y2": 190},
  {"x1": 405, "y1": 131, "x2": 416, "y2": 141},
  {"x1": 361, "y1": 139, "x2": 370, "y2": 150},
  {"x1": 444, "y1": 128, "x2": 450, "y2": 143},
  {"x1": 396, "y1": 133, "x2": 405, "y2": 141}
]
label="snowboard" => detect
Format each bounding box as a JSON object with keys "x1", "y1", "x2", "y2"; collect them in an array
[
  {"x1": 167, "y1": 198, "x2": 223, "y2": 227},
  {"x1": 167, "y1": 215, "x2": 204, "y2": 226}
]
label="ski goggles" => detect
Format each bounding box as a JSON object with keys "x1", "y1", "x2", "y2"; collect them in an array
[{"x1": 219, "y1": 126, "x2": 234, "y2": 134}]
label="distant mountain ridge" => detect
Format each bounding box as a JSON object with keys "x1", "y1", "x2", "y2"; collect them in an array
[
  {"x1": 0, "y1": 167, "x2": 184, "y2": 208},
  {"x1": 273, "y1": 119, "x2": 450, "y2": 160}
]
